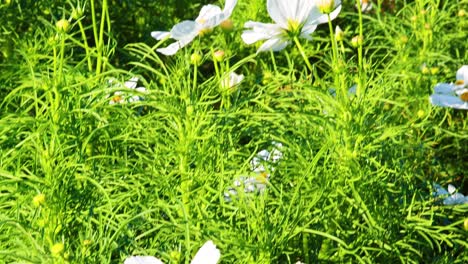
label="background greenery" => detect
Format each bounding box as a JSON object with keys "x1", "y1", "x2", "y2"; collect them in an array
[{"x1": 0, "y1": 0, "x2": 467, "y2": 263}]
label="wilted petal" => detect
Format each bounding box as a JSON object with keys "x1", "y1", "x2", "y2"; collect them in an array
[
  {"x1": 124, "y1": 256, "x2": 164, "y2": 264},
  {"x1": 190, "y1": 241, "x2": 221, "y2": 264}
]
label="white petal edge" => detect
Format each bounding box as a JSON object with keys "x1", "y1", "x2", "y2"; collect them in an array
[
  {"x1": 190, "y1": 240, "x2": 221, "y2": 264},
  {"x1": 151, "y1": 31, "x2": 171, "y2": 40},
  {"x1": 430, "y1": 94, "x2": 468, "y2": 110},
  {"x1": 456, "y1": 65, "x2": 468, "y2": 84},
  {"x1": 124, "y1": 256, "x2": 164, "y2": 264},
  {"x1": 257, "y1": 37, "x2": 290, "y2": 53}
]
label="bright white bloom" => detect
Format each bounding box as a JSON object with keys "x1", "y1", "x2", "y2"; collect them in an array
[
  {"x1": 224, "y1": 142, "x2": 283, "y2": 201},
  {"x1": 221, "y1": 72, "x2": 244, "y2": 89},
  {"x1": 433, "y1": 184, "x2": 468, "y2": 205},
  {"x1": 151, "y1": 0, "x2": 238, "y2": 55},
  {"x1": 356, "y1": 0, "x2": 373, "y2": 13},
  {"x1": 241, "y1": 0, "x2": 341, "y2": 53},
  {"x1": 124, "y1": 241, "x2": 220, "y2": 264},
  {"x1": 430, "y1": 65, "x2": 468, "y2": 110},
  {"x1": 108, "y1": 77, "x2": 147, "y2": 105}
]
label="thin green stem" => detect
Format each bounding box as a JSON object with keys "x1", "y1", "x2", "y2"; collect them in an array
[
  {"x1": 293, "y1": 36, "x2": 314, "y2": 73},
  {"x1": 78, "y1": 20, "x2": 93, "y2": 72},
  {"x1": 356, "y1": 0, "x2": 365, "y2": 97}
]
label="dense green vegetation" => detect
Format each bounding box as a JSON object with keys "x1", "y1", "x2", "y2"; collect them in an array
[{"x1": 0, "y1": 0, "x2": 467, "y2": 263}]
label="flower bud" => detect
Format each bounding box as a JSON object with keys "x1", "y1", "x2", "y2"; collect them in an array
[
  {"x1": 56, "y1": 19, "x2": 70, "y2": 33},
  {"x1": 318, "y1": 0, "x2": 335, "y2": 14},
  {"x1": 220, "y1": 19, "x2": 234, "y2": 32},
  {"x1": 33, "y1": 193, "x2": 46, "y2": 207},
  {"x1": 399, "y1": 35, "x2": 408, "y2": 44},
  {"x1": 51, "y1": 243, "x2": 65, "y2": 256},
  {"x1": 430, "y1": 67, "x2": 439, "y2": 75},
  {"x1": 417, "y1": 110, "x2": 425, "y2": 118},
  {"x1": 71, "y1": 7, "x2": 84, "y2": 20},
  {"x1": 213, "y1": 50, "x2": 225, "y2": 62},
  {"x1": 351, "y1": 35, "x2": 363, "y2": 47},
  {"x1": 421, "y1": 64, "x2": 430, "y2": 74},
  {"x1": 458, "y1": 9, "x2": 466, "y2": 17},
  {"x1": 190, "y1": 52, "x2": 202, "y2": 66},
  {"x1": 335, "y1": 26, "x2": 344, "y2": 41}
]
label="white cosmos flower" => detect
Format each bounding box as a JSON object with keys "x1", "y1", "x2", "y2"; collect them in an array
[
  {"x1": 124, "y1": 241, "x2": 220, "y2": 264},
  {"x1": 356, "y1": 0, "x2": 373, "y2": 13},
  {"x1": 221, "y1": 72, "x2": 244, "y2": 89},
  {"x1": 224, "y1": 142, "x2": 283, "y2": 202},
  {"x1": 108, "y1": 77, "x2": 147, "y2": 105},
  {"x1": 151, "y1": 0, "x2": 238, "y2": 55},
  {"x1": 241, "y1": 0, "x2": 341, "y2": 53},
  {"x1": 430, "y1": 65, "x2": 468, "y2": 110},
  {"x1": 433, "y1": 183, "x2": 468, "y2": 205}
]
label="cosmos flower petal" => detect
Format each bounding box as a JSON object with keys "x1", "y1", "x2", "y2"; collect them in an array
[
  {"x1": 156, "y1": 42, "x2": 184, "y2": 56},
  {"x1": 151, "y1": 31, "x2": 171, "y2": 40},
  {"x1": 222, "y1": 0, "x2": 238, "y2": 18},
  {"x1": 170, "y1": 20, "x2": 200, "y2": 40},
  {"x1": 124, "y1": 77, "x2": 138, "y2": 89},
  {"x1": 447, "y1": 184, "x2": 457, "y2": 194},
  {"x1": 300, "y1": 24, "x2": 318, "y2": 40},
  {"x1": 124, "y1": 256, "x2": 164, "y2": 264},
  {"x1": 433, "y1": 83, "x2": 455, "y2": 94},
  {"x1": 430, "y1": 94, "x2": 468, "y2": 110},
  {"x1": 190, "y1": 241, "x2": 221, "y2": 264},
  {"x1": 456, "y1": 65, "x2": 468, "y2": 84},
  {"x1": 257, "y1": 37, "x2": 290, "y2": 53},
  {"x1": 196, "y1": 4, "x2": 223, "y2": 23},
  {"x1": 307, "y1": 0, "x2": 342, "y2": 25}
]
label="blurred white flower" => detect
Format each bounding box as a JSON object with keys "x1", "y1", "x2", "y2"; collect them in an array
[
  {"x1": 241, "y1": 0, "x2": 341, "y2": 53},
  {"x1": 108, "y1": 77, "x2": 147, "y2": 105},
  {"x1": 430, "y1": 65, "x2": 468, "y2": 110},
  {"x1": 224, "y1": 142, "x2": 283, "y2": 202},
  {"x1": 329, "y1": 84, "x2": 357, "y2": 97},
  {"x1": 356, "y1": 0, "x2": 373, "y2": 13},
  {"x1": 151, "y1": 0, "x2": 238, "y2": 55},
  {"x1": 124, "y1": 256, "x2": 163, "y2": 264},
  {"x1": 221, "y1": 72, "x2": 244, "y2": 89},
  {"x1": 433, "y1": 183, "x2": 468, "y2": 205},
  {"x1": 124, "y1": 241, "x2": 220, "y2": 264},
  {"x1": 190, "y1": 240, "x2": 221, "y2": 264}
]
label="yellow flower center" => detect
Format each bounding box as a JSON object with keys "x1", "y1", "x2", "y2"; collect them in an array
[
  {"x1": 112, "y1": 95, "x2": 123, "y2": 103},
  {"x1": 198, "y1": 27, "x2": 213, "y2": 37},
  {"x1": 286, "y1": 19, "x2": 302, "y2": 37},
  {"x1": 460, "y1": 92, "x2": 468, "y2": 102},
  {"x1": 455, "y1": 80, "x2": 464, "y2": 86},
  {"x1": 318, "y1": 0, "x2": 335, "y2": 14}
]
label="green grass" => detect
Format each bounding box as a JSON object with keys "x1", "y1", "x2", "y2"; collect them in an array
[{"x1": 0, "y1": 0, "x2": 467, "y2": 263}]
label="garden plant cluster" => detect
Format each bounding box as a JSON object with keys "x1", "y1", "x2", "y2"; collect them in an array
[{"x1": 0, "y1": 0, "x2": 467, "y2": 263}]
